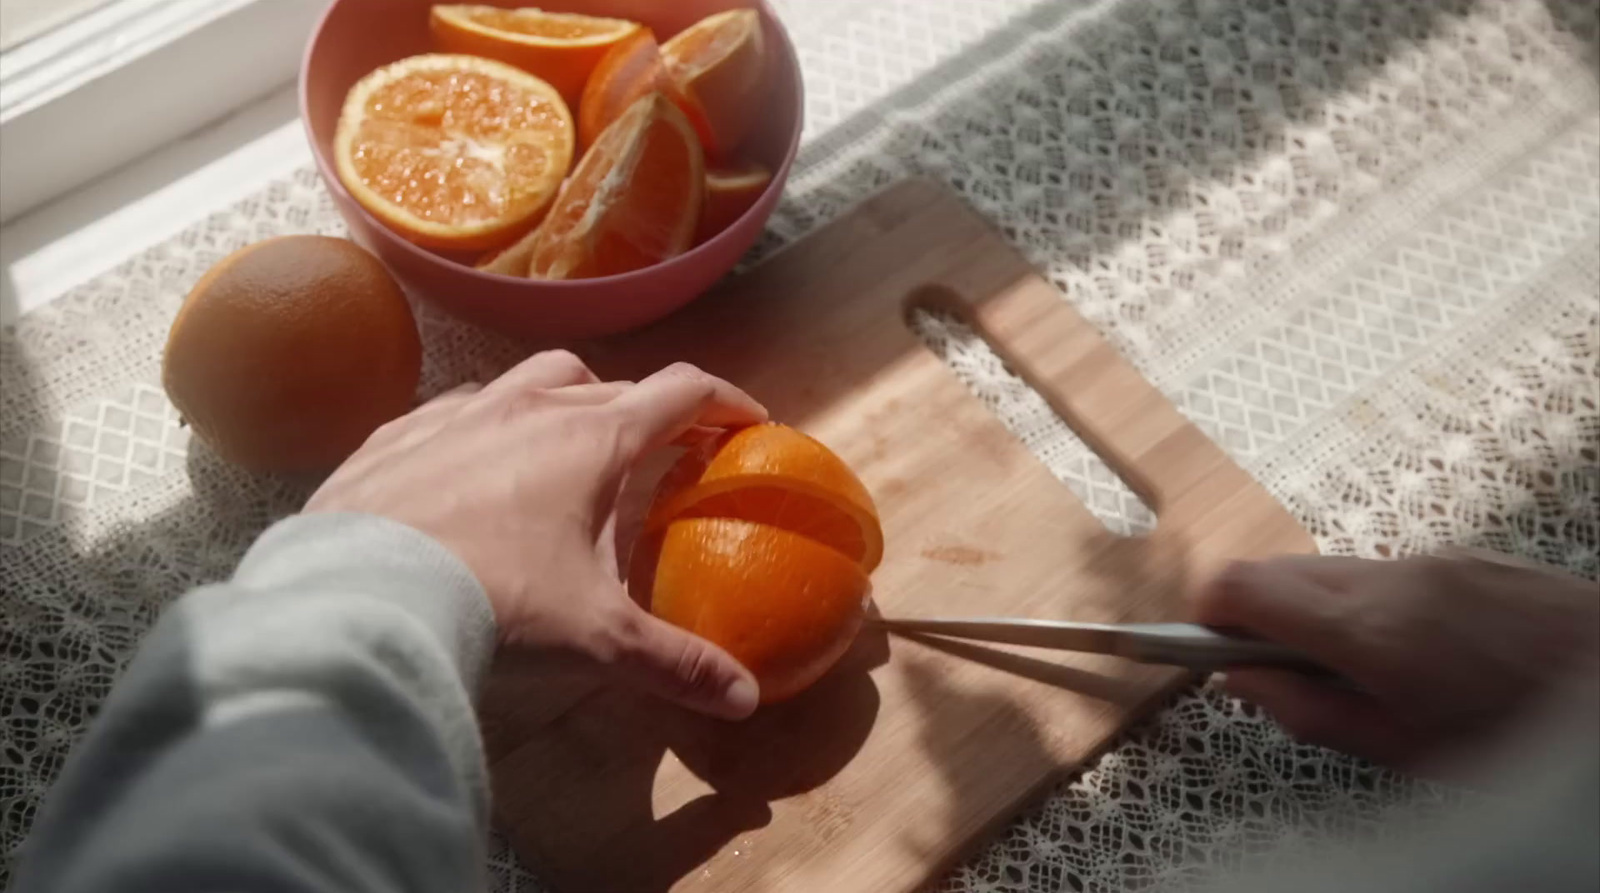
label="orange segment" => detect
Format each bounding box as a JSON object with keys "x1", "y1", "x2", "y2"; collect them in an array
[
  {"x1": 429, "y1": 5, "x2": 641, "y2": 107},
  {"x1": 652, "y1": 518, "x2": 871, "y2": 704},
  {"x1": 661, "y1": 8, "x2": 768, "y2": 155},
  {"x1": 578, "y1": 29, "x2": 713, "y2": 155},
  {"x1": 697, "y1": 160, "x2": 772, "y2": 242},
  {"x1": 334, "y1": 54, "x2": 574, "y2": 251},
  {"x1": 525, "y1": 93, "x2": 704, "y2": 280}
]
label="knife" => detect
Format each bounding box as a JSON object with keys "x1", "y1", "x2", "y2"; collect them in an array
[{"x1": 870, "y1": 616, "x2": 1336, "y2": 677}]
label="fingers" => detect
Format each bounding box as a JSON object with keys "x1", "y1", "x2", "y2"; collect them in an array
[
  {"x1": 1221, "y1": 669, "x2": 1421, "y2": 767},
  {"x1": 480, "y1": 349, "x2": 600, "y2": 402},
  {"x1": 610, "y1": 363, "x2": 768, "y2": 458},
  {"x1": 1193, "y1": 559, "x2": 1368, "y2": 671},
  {"x1": 599, "y1": 601, "x2": 760, "y2": 720}
]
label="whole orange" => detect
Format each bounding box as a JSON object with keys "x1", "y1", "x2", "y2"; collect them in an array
[
  {"x1": 162, "y1": 236, "x2": 421, "y2": 473},
  {"x1": 633, "y1": 424, "x2": 882, "y2": 704}
]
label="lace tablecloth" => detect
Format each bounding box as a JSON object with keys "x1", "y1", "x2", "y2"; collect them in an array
[{"x1": 3, "y1": 0, "x2": 1597, "y2": 889}]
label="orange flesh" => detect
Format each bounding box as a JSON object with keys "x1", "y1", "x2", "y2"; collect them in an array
[
  {"x1": 578, "y1": 30, "x2": 712, "y2": 154},
  {"x1": 528, "y1": 95, "x2": 701, "y2": 279},
  {"x1": 348, "y1": 70, "x2": 568, "y2": 226}
]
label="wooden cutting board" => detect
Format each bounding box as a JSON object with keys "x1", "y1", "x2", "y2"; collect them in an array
[{"x1": 480, "y1": 179, "x2": 1314, "y2": 893}]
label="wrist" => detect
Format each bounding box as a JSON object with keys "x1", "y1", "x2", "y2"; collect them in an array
[{"x1": 235, "y1": 513, "x2": 498, "y2": 691}]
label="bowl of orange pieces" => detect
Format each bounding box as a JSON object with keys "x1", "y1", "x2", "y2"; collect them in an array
[{"x1": 301, "y1": 0, "x2": 802, "y2": 339}]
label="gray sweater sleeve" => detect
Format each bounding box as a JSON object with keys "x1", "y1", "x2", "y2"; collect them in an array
[{"x1": 13, "y1": 513, "x2": 497, "y2": 893}]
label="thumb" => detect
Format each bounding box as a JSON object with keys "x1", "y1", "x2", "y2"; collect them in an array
[{"x1": 605, "y1": 604, "x2": 761, "y2": 720}]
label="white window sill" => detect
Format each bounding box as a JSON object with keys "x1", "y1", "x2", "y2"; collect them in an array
[
  {"x1": 0, "y1": 81, "x2": 311, "y2": 325},
  {"x1": 1, "y1": 0, "x2": 325, "y2": 325}
]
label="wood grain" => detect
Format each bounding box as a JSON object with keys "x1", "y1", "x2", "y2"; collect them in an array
[{"x1": 481, "y1": 179, "x2": 1315, "y2": 893}]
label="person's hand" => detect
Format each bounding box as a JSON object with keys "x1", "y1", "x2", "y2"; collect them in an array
[
  {"x1": 304, "y1": 350, "x2": 768, "y2": 720},
  {"x1": 1193, "y1": 553, "x2": 1600, "y2": 769}
]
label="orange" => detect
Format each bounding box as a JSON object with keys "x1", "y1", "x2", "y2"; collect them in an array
[
  {"x1": 577, "y1": 29, "x2": 713, "y2": 155},
  {"x1": 429, "y1": 5, "x2": 641, "y2": 108},
  {"x1": 525, "y1": 93, "x2": 704, "y2": 280},
  {"x1": 645, "y1": 423, "x2": 883, "y2": 570},
  {"x1": 334, "y1": 54, "x2": 574, "y2": 251},
  {"x1": 654, "y1": 519, "x2": 871, "y2": 704},
  {"x1": 661, "y1": 8, "x2": 768, "y2": 156},
  {"x1": 697, "y1": 160, "x2": 772, "y2": 242},
  {"x1": 162, "y1": 236, "x2": 421, "y2": 474},
  {"x1": 635, "y1": 423, "x2": 882, "y2": 704}
]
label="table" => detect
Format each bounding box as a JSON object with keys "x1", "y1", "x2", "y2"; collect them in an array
[{"x1": 3, "y1": 0, "x2": 1596, "y2": 889}]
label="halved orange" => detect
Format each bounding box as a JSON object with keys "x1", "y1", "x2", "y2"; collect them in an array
[
  {"x1": 661, "y1": 9, "x2": 768, "y2": 156},
  {"x1": 697, "y1": 160, "x2": 772, "y2": 242},
  {"x1": 525, "y1": 93, "x2": 704, "y2": 280},
  {"x1": 430, "y1": 5, "x2": 641, "y2": 107},
  {"x1": 334, "y1": 54, "x2": 574, "y2": 251},
  {"x1": 577, "y1": 29, "x2": 713, "y2": 155}
]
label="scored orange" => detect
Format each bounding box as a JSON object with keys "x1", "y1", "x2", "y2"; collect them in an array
[
  {"x1": 578, "y1": 29, "x2": 712, "y2": 154},
  {"x1": 524, "y1": 92, "x2": 704, "y2": 280},
  {"x1": 633, "y1": 423, "x2": 883, "y2": 704},
  {"x1": 334, "y1": 54, "x2": 574, "y2": 251},
  {"x1": 644, "y1": 423, "x2": 883, "y2": 570},
  {"x1": 697, "y1": 160, "x2": 772, "y2": 243},
  {"x1": 661, "y1": 8, "x2": 768, "y2": 156},
  {"x1": 429, "y1": 5, "x2": 641, "y2": 107}
]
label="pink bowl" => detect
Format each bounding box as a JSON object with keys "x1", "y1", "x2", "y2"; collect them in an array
[{"x1": 301, "y1": 0, "x2": 803, "y2": 340}]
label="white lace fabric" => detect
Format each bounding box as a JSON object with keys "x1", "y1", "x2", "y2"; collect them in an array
[{"x1": 3, "y1": 1, "x2": 1597, "y2": 890}]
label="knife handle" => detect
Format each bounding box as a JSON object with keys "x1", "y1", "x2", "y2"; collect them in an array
[{"x1": 1119, "y1": 623, "x2": 1344, "y2": 681}]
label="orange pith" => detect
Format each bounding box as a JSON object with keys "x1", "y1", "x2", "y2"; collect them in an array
[
  {"x1": 526, "y1": 92, "x2": 704, "y2": 280},
  {"x1": 334, "y1": 54, "x2": 574, "y2": 251}
]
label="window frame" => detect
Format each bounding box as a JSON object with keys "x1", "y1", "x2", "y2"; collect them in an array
[{"x1": 0, "y1": 0, "x2": 326, "y2": 225}]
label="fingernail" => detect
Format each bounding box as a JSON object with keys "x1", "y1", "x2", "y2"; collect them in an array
[{"x1": 723, "y1": 677, "x2": 760, "y2": 719}]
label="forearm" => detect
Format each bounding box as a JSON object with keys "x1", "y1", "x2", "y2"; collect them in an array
[{"x1": 15, "y1": 513, "x2": 495, "y2": 893}]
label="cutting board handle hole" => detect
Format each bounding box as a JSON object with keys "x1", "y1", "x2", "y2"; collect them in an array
[{"x1": 902, "y1": 287, "x2": 1158, "y2": 537}]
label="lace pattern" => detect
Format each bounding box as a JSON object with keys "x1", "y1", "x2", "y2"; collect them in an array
[{"x1": 3, "y1": 0, "x2": 1598, "y2": 889}]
